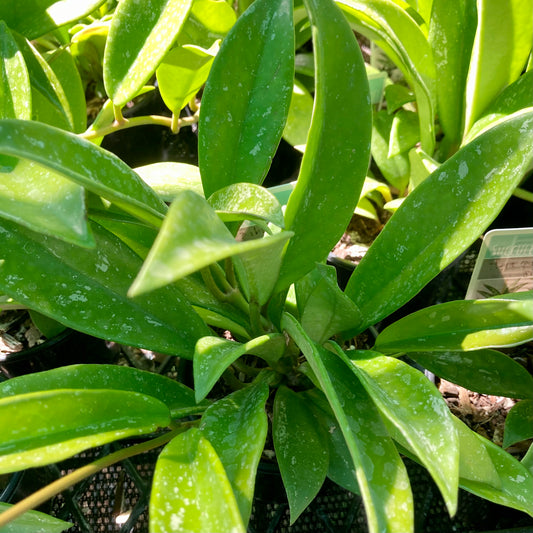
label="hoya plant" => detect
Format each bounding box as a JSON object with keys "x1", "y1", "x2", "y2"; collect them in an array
[{"x1": 0, "y1": 1, "x2": 533, "y2": 532}]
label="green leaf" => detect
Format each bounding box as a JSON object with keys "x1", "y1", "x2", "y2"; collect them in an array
[
  {"x1": 343, "y1": 349, "x2": 459, "y2": 515},
  {"x1": 0, "y1": 158, "x2": 93, "y2": 247},
  {"x1": 0, "y1": 503, "x2": 72, "y2": 533},
  {"x1": 200, "y1": 382, "x2": 269, "y2": 525},
  {"x1": 344, "y1": 109, "x2": 533, "y2": 331},
  {"x1": 503, "y1": 400, "x2": 533, "y2": 448},
  {"x1": 129, "y1": 190, "x2": 293, "y2": 296},
  {"x1": 0, "y1": 119, "x2": 167, "y2": 228},
  {"x1": 198, "y1": 0, "x2": 294, "y2": 197},
  {"x1": 0, "y1": 219, "x2": 210, "y2": 357},
  {"x1": 134, "y1": 162, "x2": 204, "y2": 201},
  {"x1": 282, "y1": 79, "x2": 313, "y2": 153},
  {"x1": 194, "y1": 334, "x2": 282, "y2": 402},
  {"x1": 384, "y1": 84, "x2": 415, "y2": 114},
  {"x1": 276, "y1": 0, "x2": 371, "y2": 290},
  {"x1": 189, "y1": 0, "x2": 237, "y2": 36},
  {"x1": 428, "y1": 0, "x2": 477, "y2": 151},
  {"x1": 0, "y1": 364, "x2": 203, "y2": 418},
  {"x1": 337, "y1": 0, "x2": 436, "y2": 154},
  {"x1": 375, "y1": 297, "x2": 533, "y2": 353},
  {"x1": 157, "y1": 41, "x2": 218, "y2": 114},
  {"x1": 371, "y1": 109, "x2": 410, "y2": 191},
  {"x1": 150, "y1": 428, "x2": 246, "y2": 533},
  {"x1": 408, "y1": 146, "x2": 440, "y2": 189},
  {"x1": 408, "y1": 350, "x2": 533, "y2": 399},
  {"x1": 208, "y1": 182, "x2": 284, "y2": 228},
  {"x1": 295, "y1": 263, "x2": 363, "y2": 344},
  {"x1": 0, "y1": 389, "x2": 170, "y2": 474},
  {"x1": 282, "y1": 313, "x2": 413, "y2": 533},
  {"x1": 463, "y1": 0, "x2": 533, "y2": 134},
  {"x1": 273, "y1": 386, "x2": 329, "y2": 523},
  {"x1": 465, "y1": 70, "x2": 533, "y2": 143},
  {"x1": 388, "y1": 109, "x2": 420, "y2": 157},
  {"x1": 0, "y1": 0, "x2": 106, "y2": 40},
  {"x1": 45, "y1": 48, "x2": 86, "y2": 133},
  {"x1": 0, "y1": 22, "x2": 31, "y2": 121},
  {"x1": 103, "y1": 0, "x2": 194, "y2": 106}
]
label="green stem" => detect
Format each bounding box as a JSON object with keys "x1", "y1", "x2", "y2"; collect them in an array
[
  {"x1": 0, "y1": 428, "x2": 186, "y2": 529},
  {"x1": 513, "y1": 187, "x2": 533, "y2": 203}
]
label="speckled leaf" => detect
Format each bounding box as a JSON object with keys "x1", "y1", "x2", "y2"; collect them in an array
[
  {"x1": 198, "y1": 0, "x2": 294, "y2": 197},
  {"x1": 104, "y1": 0, "x2": 193, "y2": 106},
  {"x1": 344, "y1": 350, "x2": 459, "y2": 515},
  {"x1": 134, "y1": 162, "x2": 204, "y2": 201},
  {"x1": 273, "y1": 386, "x2": 329, "y2": 523},
  {"x1": 0, "y1": 364, "x2": 203, "y2": 419},
  {"x1": 208, "y1": 183, "x2": 284, "y2": 228},
  {"x1": 0, "y1": 503, "x2": 72, "y2": 533},
  {"x1": 276, "y1": 0, "x2": 371, "y2": 290},
  {"x1": 0, "y1": 389, "x2": 170, "y2": 474},
  {"x1": 408, "y1": 349, "x2": 533, "y2": 399},
  {"x1": 503, "y1": 400, "x2": 533, "y2": 448},
  {"x1": 0, "y1": 22, "x2": 30, "y2": 121},
  {"x1": 388, "y1": 109, "x2": 420, "y2": 157},
  {"x1": 375, "y1": 297, "x2": 533, "y2": 353},
  {"x1": 0, "y1": 0, "x2": 106, "y2": 40},
  {"x1": 458, "y1": 419, "x2": 533, "y2": 514},
  {"x1": 344, "y1": 109, "x2": 533, "y2": 331},
  {"x1": 0, "y1": 219, "x2": 210, "y2": 357},
  {"x1": 428, "y1": 0, "x2": 477, "y2": 151},
  {"x1": 194, "y1": 335, "x2": 282, "y2": 402},
  {"x1": 200, "y1": 382, "x2": 269, "y2": 525},
  {"x1": 282, "y1": 314, "x2": 413, "y2": 533},
  {"x1": 150, "y1": 428, "x2": 245, "y2": 533},
  {"x1": 157, "y1": 41, "x2": 218, "y2": 114},
  {"x1": 0, "y1": 119, "x2": 167, "y2": 228},
  {"x1": 465, "y1": 70, "x2": 533, "y2": 143},
  {"x1": 295, "y1": 263, "x2": 362, "y2": 344},
  {"x1": 463, "y1": 0, "x2": 533, "y2": 134},
  {"x1": 282, "y1": 79, "x2": 313, "y2": 153},
  {"x1": 337, "y1": 0, "x2": 436, "y2": 154},
  {"x1": 129, "y1": 190, "x2": 293, "y2": 296}
]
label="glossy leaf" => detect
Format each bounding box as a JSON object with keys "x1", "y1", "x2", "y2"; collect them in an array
[
  {"x1": 190, "y1": 0, "x2": 237, "y2": 36},
  {"x1": 337, "y1": 0, "x2": 436, "y2": 154},
  {"x1": 134, "y1": 162, "x2": 204, "y2": 201},
  {"x1": 103, "y1": 0, "x2": 194, "y2": 106},
  {"x1": 388, "y1": 109, "x2": 420, "y2": 157},
  {"x1": 0, "y1": 0, "x2": 106, "y2": 40},
  {"x1": 344, "y1": 349, "x2": 459, "y2": 514},
  {"x1": 428, "y1": 0, "x2": 477, "y2": 151},
  {"x1": 157, "y1": 41, "x2": 218, "y2": 114},
  {"x1": 465, "y1": 70, "x2": 533, "y2": 143},
  {"x1": 208, "y1": 183, "x2": 284, "y2": 228},
  {"x1": 200, "y1": 382, "x2": 269, "y2": 525},
  {"x1": 198, "y1": 0, "x2": 294, "y2": 197},
  {"x1": 0, "y1": 364, "x2": 203, "y2": 418},
  {"x1": 375, "y1": 297, "x2": 533, "y2": 353},
  {"x1": 0, "y1": 503, "x2": 72, "y2": 533},
  {"x1": 408, "y1": 146, "x2": 440, "y2": 189},
  {"x1": 277, "y1": 0, "x2": 371, "y2": 290},
  {"x1": 0, "y1": 22, "x2": 30, "y2": 121},
  {"x1": 463, "y1": 0, "x2": 533, "y2": 134},
  {"x1": 384, "y1": 84, "x2": 415, "y2": 113},
  {"x1": 408, "y1": 350, "x2": 533, "y2": 399},
  {"x1": 194, "y1": 335, "x2": 282, "y2": 402},
  {"x1": 295, "y1": 263, "x2": 362, "y2": 344},
  {"x1": 129, "y1": 190, "x2": 292, "y2": 296},
  {"x1": 0, "y1": 389, "x2": 170, "y2": 474},
  {"x1": 0, "y1": 219, "x2": 210, "y2": 357},
  {"x1": 273, "y1": 386, "x2": 329, "y2": 523},
  {"x1": 150, "y1": 428, "x2": 245, "y2": 533},
  {"x1": 503, "y1": 400, "x2": 533, "y2": 448},
  {"x1": 344, "y1": 109, "x2": 533, "y2": 331},
  {"x1": 282, "y1": 79, "x2": 313, "y2": 153},
  {"x1": 282, "y1": 313, "x2": 413, "y2": 533},
  {"x1": 0, "y1": 119, "x2": 167, "y2": 227}
]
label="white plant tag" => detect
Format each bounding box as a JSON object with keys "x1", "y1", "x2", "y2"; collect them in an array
[{"x1": 466, "y1": 228, "x2": 533, "y2": 299}]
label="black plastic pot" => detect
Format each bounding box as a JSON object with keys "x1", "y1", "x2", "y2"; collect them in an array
[{"x1": 0, "y1": 329, "x2": 115, "y2": 379}]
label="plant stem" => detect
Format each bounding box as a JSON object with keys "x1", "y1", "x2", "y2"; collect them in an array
[
  {"x1": 0, "y1": 429, "x2": 184, "y2": 528},
  {"x1": 513, "y1": 187, "x2": 533, "y2": 203}
]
